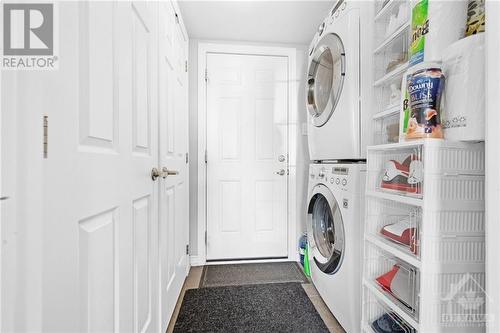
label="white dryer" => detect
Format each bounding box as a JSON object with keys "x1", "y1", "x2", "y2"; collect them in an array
[
  {"x1": 307, "y1": 163, "x2": 366, "y2": 333},
  {"x1": 306, "y1": 1, "x2": 372, "y2": 161}
]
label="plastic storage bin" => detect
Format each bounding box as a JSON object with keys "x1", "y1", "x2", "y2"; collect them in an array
[
  {"x1": 365, "y1": 196, "x2": 421, "y2": 257},
  {"x1": 364, "y1": 242, "x2": 420, "y2": 318},
  {"x1": 366, "y1": 140, "x2": 485, "y2": 200},
  {"x1": 374, "y1": 27, "x2": 409, "y2": 81},
  {"x1": 363, "y1": 286, "x2": 417, "y2": 333},
  {"x1": 374, "y1": 74, "x2": 405, "y2": 115},
  {"x1": 373, "y1": 112, "x2": 401, "y2": 145},
  {"x1": 369, "y1": 144, "x2": 424, "y2": 197},
  {"x1": 374, "y1": 1, "x2": 410, "y2": 45}
]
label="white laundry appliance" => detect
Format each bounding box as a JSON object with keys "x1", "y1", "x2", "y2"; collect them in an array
[
  {"x1": 306, "y1": 1, "x2": 372, "y2": 161},
  {"x1": 307, "y1": 162, "x2": 366, "y2": 333}
]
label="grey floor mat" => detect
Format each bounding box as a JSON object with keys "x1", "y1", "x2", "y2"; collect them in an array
[
  {"x1": 200, "y1": 262, "x2": 308, "y2": 288},
  {"x1": 173, "y1": 282, "x2": 329, "y2": 333}
]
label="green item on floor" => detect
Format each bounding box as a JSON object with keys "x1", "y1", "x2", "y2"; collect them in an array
[{"x1": 303, "y1": 244, "x2": 311, "y2": 277}]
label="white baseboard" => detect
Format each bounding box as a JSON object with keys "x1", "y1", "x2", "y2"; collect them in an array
[
  {"x1": 190, "y1": 253, "x2": 300, "y2": 266},
  {"x1": 190, "y1": 255, "x2": 206, "y2": 266}
]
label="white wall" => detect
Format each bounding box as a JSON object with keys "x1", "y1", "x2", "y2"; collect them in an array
[
  {"x1": 188, "y1": 38, "x2": 310, "y2": 257},
  {"x1": 486, "y1": 2, "x2": 500, "y2": 332}
]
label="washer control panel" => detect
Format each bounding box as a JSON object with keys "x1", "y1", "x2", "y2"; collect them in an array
[
  {"x1": 310, "y1": 164, "x2": 351, "y2": 191},
  {"x1": 332, "y1": 166, "x2": 349, "y2": 189}
]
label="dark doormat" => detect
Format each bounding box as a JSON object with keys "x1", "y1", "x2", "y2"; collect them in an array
[
  {"x1": 200, "y1": 262, "x2": 308, "y2": 288},
  {"x1": 173, "y1": 282, "x2": 329, "y2": 333}
]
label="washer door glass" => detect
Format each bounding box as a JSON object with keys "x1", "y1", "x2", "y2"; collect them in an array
[
  {"x1": 308, "y1": 185, "x2": 345, "y2": 274},
  {"x1": 306, "y1": 33, "x2": 345, "y2": 127}
]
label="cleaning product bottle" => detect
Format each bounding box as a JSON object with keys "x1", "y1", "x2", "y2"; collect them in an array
[
  {"x1": 303, "y1": 242, "x2": 311, "y2": 278},
  {"x1": 298, "y1": 233, "x2": 307, "y2": 266}
]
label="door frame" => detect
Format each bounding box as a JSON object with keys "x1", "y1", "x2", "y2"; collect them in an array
[
  {"x1": 195, "y1": 42, "x2": 297, "y2": 265},
  {"x1": 486, "y1": 2, "x2": 500, "y2": 332}
]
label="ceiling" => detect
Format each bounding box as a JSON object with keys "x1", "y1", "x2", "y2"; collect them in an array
[{"x1": 178, "y1": 1, "x2": 334, "y2": 45}]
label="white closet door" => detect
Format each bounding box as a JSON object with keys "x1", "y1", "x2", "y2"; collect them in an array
[
  {"x1": 41, "y1": 2, "x2": 159, "y2": 332},
  {"x1": 206, "y1": 53, "x2": 289, "y2": 260},
  {"x1": 158, "y1": 2, "x2": 189, "y2": 332},
  {"x1": 1, "y1": 2, "x2": 190, "y2": 332}
]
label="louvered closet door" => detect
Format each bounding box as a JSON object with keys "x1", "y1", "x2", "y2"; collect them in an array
[
  {"x1": 42, "y1": 2, "x2": 159, "y2": 332},
  {"x1": 206, "y1": 53, "x2": 289, "y2": 260}
]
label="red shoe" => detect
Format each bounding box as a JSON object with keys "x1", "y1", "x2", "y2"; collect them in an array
[{"x1": 381, "y1": 155, "x2": 421, "y2": 194}]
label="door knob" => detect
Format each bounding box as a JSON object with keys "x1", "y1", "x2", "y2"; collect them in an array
[
  {"x1": 151, "y1": 167, "x2": 162, "y2": 181},
  {"x1": 152, "y1": 167, "x2": 179, "y2": 181},
  {"x1": 278, "y1": 155, "x2": 286, "y2": 162},
  {"x1": 276, "y1": 169, "x2": 286, "y2": 176},
  {"x1": 162, "y1": 167, "x2": 179, "y2": 178}
]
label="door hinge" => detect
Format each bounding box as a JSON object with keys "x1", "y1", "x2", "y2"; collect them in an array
[
  {"x1": 174, "y1": 13, "x2": 179, "y2": 24},
  {"x1": 186, "y1": 244, "x2": 189, "y2": 255},
  {"x1": 204, "y1": 150, "x2": 208, "y2": 164},
  {"x1": 185, "y1": 60, "x2": 188, "y2": 73},
  {"x1": 204, "y1": 68, "x2": 208, "y2": 82},
  {"x1": 185, "y1": 152, "x2": 189, "y2": 164},
  {"x1": 43, "y1": 115, "x2": 48, "y2": 158},
  {"x1": 205, "y1": 231, "x2": 207, "y2": 245}
]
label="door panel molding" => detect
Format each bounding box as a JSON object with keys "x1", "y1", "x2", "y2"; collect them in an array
[{"x1": 196, "y1": 43, "x2": 298, "y2": 264}]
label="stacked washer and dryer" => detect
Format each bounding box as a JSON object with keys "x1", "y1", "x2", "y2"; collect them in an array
[{"x1": 305, "y1": 1, "x2": 372, "y2": 332}]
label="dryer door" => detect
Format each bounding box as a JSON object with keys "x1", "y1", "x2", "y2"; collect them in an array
[
  {"x1": 306, "y1": 33, "x2": 345, "y2": 127},
  {"x1": 307, "y1": 184, "x2": 345, "y2": 274}
]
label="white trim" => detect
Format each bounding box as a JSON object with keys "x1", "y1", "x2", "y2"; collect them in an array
[
  {"x1": 170, "y1": 0, "x2": 188, "y2": 41},
  {"x1": 486, "y1": 3, "x2": 500, "y2": 332},
  {"x1": 189, "y1": 255, "x2": 205, "y2": 267},
  {"x1": 204, "y1": 258, "x2": 298, "y2": 266},
  {"x1": 196, "y1": 42, "x2": 298, "y2": 264}
]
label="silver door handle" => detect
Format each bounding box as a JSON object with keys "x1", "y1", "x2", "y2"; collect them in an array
[
  {"x1": 276, "y1": 169, "x2": 285, "y2": 176},
  {"x1": 162, "y1": 167, "x2": 179, "y2": 178},
  {"x1": 152, "y1": 167, "x2": 179, "y2": 181},
  {"x1": 278, "y1": 155, "x2": 286, "y2": 162},
  {"x1": 0, "y1": 196, "x2": 9, "y2": 201},
  {"x1": 151, "y1": 167, "x2": 162, "y2": 181}
]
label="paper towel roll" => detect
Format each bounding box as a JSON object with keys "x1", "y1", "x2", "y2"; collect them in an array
[
  {"x1": 441, "y1": 34, "x2": 485, "y2": 141},
  {"x1": 410, "y1": 0, "x2": 468, "y2": 66},
  {"x1": 399, "y1": 73, "x2": 410, "y2": 142}
]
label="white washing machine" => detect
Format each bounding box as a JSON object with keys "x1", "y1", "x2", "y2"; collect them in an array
[
  {"x1": 306, "y1": 1, "x2": 372, "y2": 161},
  {"x1": 307, "y1": 163, "x2": 366, "y2": 333}
]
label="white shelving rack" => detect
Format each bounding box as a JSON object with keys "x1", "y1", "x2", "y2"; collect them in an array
[
  {"x1": 361, "y1": 139, "x2": 486, "y2": 333},
  {"x1": 371, "y1": 0, "x2": 411, "y2": 146},
  {"x1": 363, "y1": 3, "x2": 486, "y2": 332}
]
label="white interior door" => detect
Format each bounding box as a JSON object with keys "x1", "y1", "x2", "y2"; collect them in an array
[
  {"x1": 18, "y1": 2, "x2": 167, "y2": 332},
  {"x1": 158, "y1": 2, "x2": 189, "y2": 332},
  {"x1": 1, "y1": 1, "x2": 189, "y2": 332},
  {"x1": 206, "y1": 53, "x2": 289, "y2": 260}
]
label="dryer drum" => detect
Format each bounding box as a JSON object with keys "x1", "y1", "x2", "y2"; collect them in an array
[{"x1": 306, "y1": 33, "x2": 346, "y2": 127}]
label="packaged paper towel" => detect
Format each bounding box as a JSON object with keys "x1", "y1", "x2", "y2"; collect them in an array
[
  {"x1": 399, "y1": 73, "x2": 411, "y2": 142},
  {"x1": 409, "y1": 0, "x2": 467, "y2": 66},
  {"x1": 441, "y1": 34, "x2": 485, "y2": 141}
]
